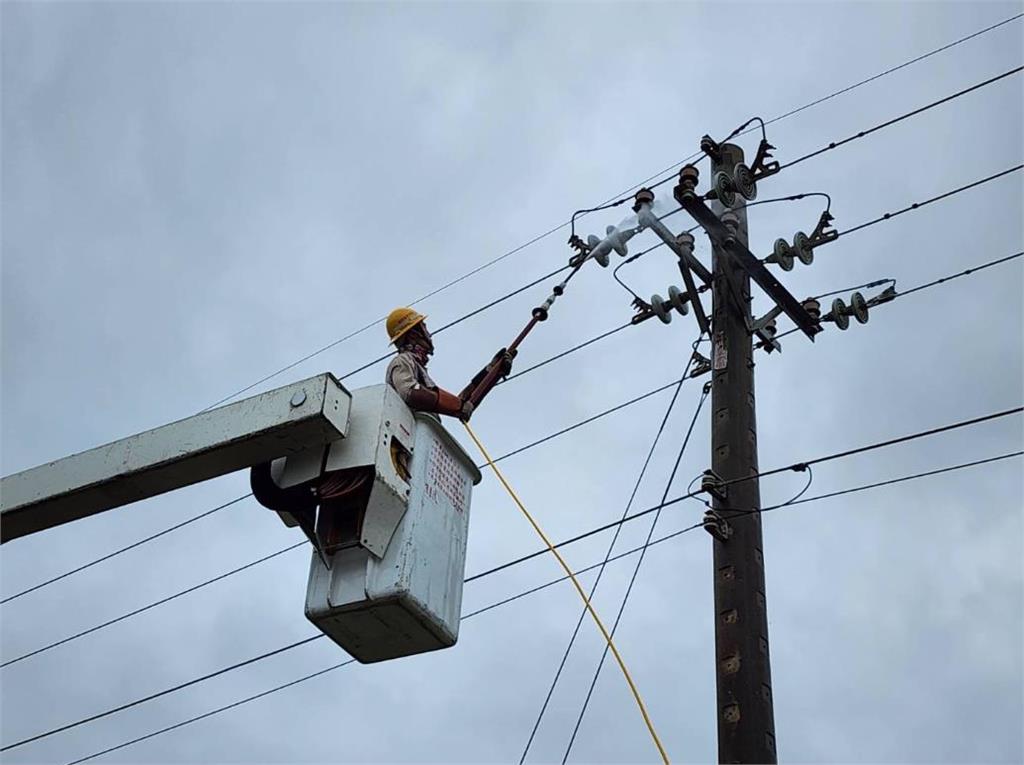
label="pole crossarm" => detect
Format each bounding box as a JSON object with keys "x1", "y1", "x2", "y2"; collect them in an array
[
  {"x1": 677, "y1": 190, "x2": 822, "y2": 340},
  {"x1": 0, "y1": 374, "x2": 352, "y2": 543}
]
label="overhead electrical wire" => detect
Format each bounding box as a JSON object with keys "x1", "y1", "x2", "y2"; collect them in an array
[
  {"x1": 8, "y1": 241, "x2": 1017, "y2": 656},
  {"x1": 465, "y1": 406, "x2": 1022, "y2": 584},
  {"x1": 562, "y1": 378, "x2": 712, "y2": 759},
  {"x1": 0, "y1": 543, "x2": 307, "y2": 669},
  {"x1": 0, "y1": 375, "x2": 696, "y2": 665},
  {"x1": 200, "y1": 15, "x2": 1022, "y2": 412},
  {"x1": 6, "y1": 272, "x2": 1015, "y2": 667},
  {"x1": 520, "y1": 338, "x2": 705, "y2": 764},
  {"x1": 45, "y1": 448, "x2": 1023, "y2": 764},
  {"x1": 6, "y1": 15, "x2": 1024, "y2": 762},
  {"x1": 464, "y1": 420, "x2": 671, "y2": 764},
  {"x1": 896, "y1": 251, "x2": 1022, "y2": 298},
  {"x1": 9, "y1": 45, "x2": 1019, "y2": 610},
  {"x1": 762, "y1": 250, "x2": 1024, "y2": 347},
  {"x1": 0, "y1": 495, "x2": 251, "y2": 605},
  {"x1": 612, "y1": 64, "x2": 1022, "y2": 291},
  {"x1": 781, "y1": 65, "x2": 1022, "y2": 170},
  {"x1": 562, "y1": 376, "x2": 711, "y2": 762},
  {"x1": 2, "y1": 366, "x2": 678, "y2": 609},
  {"x1": 837, "y1": 164, "x2": 1023, "y2": 239}
]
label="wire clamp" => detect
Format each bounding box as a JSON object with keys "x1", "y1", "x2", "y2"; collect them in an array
[
  {"x1": 689, "y1": 352, "x2": 712, "y2": 378},
  {"x1": 750, "y1": 138, "x2": 780, "y2": 181},
  {"x1": 702, "y1": 510, "x2": 733, "y2": 542},
  {"x1": 700, "y1": 469, "x2": 728, "y2": 501}
]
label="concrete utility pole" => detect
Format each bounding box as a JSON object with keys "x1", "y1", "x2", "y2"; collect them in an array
[{"x1": 708, "y1": 143, "x2": 777, "y2": 763}]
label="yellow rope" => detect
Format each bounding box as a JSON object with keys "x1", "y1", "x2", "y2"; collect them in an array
[{"x1": 462, "y1": 421, "x2": 670, "y2": 764}]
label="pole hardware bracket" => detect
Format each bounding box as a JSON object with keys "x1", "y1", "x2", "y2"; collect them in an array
[
  {"x1": 689, "y1": 352, "x2": 712, "y2": 378},
  {"x1": 747, "y1": 305, "x2": 784, "y2": 353},
  {"x1": 675, "y1": 187, "x2": 822, "y2": 340},
  {"x1": 633, "y1": 189, "x2": 712, "y2": 335},
  {"x1": 809, "y1": 209, "x2": 838, "y2": 247},
  {"x1": 701, "y1": 468, "x2": 729, "y2": 501},
  {"x1": 749, "y1": 138, "x2": 781, "y2": 181},
  {"x1": 702, "y1": 509, "x2": 733, "y2": 542},
  {"x1": 567, "y1": 234, "x2": 591, "y2": 268},
  {"x1": 868, "y1": 285, "x2": 898, "y2": 306},
  {"x1": 700, "y1": 134, "x2": 722, "y2": 164}
]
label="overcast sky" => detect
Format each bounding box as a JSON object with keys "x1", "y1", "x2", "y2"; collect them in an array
[{"x1": 2, "y1": 2, "x2": 1022, "y2": 764}]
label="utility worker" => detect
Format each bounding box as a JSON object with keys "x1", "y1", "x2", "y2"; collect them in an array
[{"x1": 385, "y1": 307, "x2": 513, "y2": 421}]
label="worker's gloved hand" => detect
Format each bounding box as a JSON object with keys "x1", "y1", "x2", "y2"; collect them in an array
[{"x1": 459, "y1": 399, "x2": 475, "y2": 422}]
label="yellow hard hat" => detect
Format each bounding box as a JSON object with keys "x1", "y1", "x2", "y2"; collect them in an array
[{"x1": 386, "y1": 307, "x2": 426, "y2": 344}]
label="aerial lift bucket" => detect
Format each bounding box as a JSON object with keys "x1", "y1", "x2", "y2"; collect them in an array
[{"x1": 251, "y1": 384, "x2": 481, "y2": 663}]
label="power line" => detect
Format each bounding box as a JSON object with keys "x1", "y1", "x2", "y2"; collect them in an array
[
  {"x1": 487, "y1": 377, "x2": 686, "y2": 468},
  {"x1": 18, "y1": 44, "x2": 1016, "y2": 609},
  {"x1": 52, "y1": 448, "x2": 1022, "y2": 764},
  {"x1": 0, "y1": 495, "x2": 251, "y2": 605},
  {"x1": 0, "y1": 543, "x2": 306, "y2": 669},
  {"x1": 0, "y1": 375, "x2": 694, "y2": 664},
  {"x1": 500, "y1": 323, "x2": 631, "y2": 385},
  {"x1": 782, "y1": 66, "x2": 1022, "y2": 170},
  {"x1": 200, "y1": 14, "x2": 1022, "y2": 411},
  {"x1": 722, "y1": 451, "x2": 1022, "y2": 522},
  {"x1": 520, "y1": 342, "x2": 704, "y2": 763},
  {"x1": 335, "y1": 264, "x2": 570, "y2": 382},
  {"x1": 755, "y1": 13, "x2": 1022, "y2": 129},
  {"x1": 465, "y1": 405, "x2": 1022, "y2": 583},
  {"x1": 1, "y1": 322, "x2": 645, "y2": 606},
  {"x1": 1, "y1": 635, "x2": 324, "y2": 751},
  {"x1": 4, "y1": 327, "x2": 671, "y2": 606},
  {"x1": 615, "y1": 66, "x2": 1022, "y2": 291},
  {"x1": 10, "y1": 403, "x2": 1019, "y2": 750},
  {"x1": 563, "y1": 377, "x2": 711, "y2": 762},
  {"x1": 11, "y1": 237, "x2": 1017, "y2": 631},
  {"x1": 762, "y1": 250, "x2": 1024, "y2": 347},
  {"x1": 897, "y1": 251, "x2": 1023, "y2": 298},
  {"x1": 838, "y1": 164, "x2": 1022, "y2": 239}
]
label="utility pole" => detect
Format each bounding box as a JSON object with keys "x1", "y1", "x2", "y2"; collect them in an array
[{"x1": 708, "y1": 143, "x2": 777, "y2": 763}]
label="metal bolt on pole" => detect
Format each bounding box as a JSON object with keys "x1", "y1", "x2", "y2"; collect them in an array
[{"x1": 709, "y1": 144, "x2": 777, "y2": 764}]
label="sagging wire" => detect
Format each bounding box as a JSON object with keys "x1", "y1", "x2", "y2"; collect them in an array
[
  {"x1": 722, "y1": 115, "x2": 767, "y2": 144},
  {"x1": 520, "y1": 337, "x2": 704, "y2": 764},
  {"x1": 57, "y1": 450, "x2": 1021, "y2": 765},
  {"x1": 463, "y1": 421, "x2": 672, "y2": 765},
  {"x1": 562, "y1": 372, "x2": 711, "y2": 763},
  {"x1": 695, "y1": 464, "x2": 815, "y2": 519}
]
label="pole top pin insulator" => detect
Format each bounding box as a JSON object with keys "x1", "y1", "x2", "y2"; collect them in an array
[{"x1": 632, "y1": 187, "x2": 655, "y2": 212}]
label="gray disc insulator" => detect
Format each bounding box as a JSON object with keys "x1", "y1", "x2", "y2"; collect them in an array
[
  {"x1": 651, "y1": 294, "x2": 672, "y2": 324},
  {"x1": 667, "y1": 285, "x2": 690, "y2": 316},
  {"x1": 772, "y1": 238, "x2": 794, "y2": 271},
  {"x1": 732, "y1": 162, "x2": 757, "y2": 201},
  {"x1": 831, "y1": 297, "x2": 850, "y2": 330},
  {"x1": 793, "y1": 231, "x2": 814, "y2": 265},
  {"x1": 713, "y1": 171, "x2": 737, "y2": 208},
  {"x1": 850, "y1": 291, "x2": 869, "y2": 324}
]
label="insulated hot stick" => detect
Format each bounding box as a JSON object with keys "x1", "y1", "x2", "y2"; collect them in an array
[{"x1": 465, "y1": 262, "x2": 586, "y2": 408}]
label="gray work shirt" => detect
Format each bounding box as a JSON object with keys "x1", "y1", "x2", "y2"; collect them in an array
[{"x1": 386, "y1": 351, "x2": 436, "y2": 405}]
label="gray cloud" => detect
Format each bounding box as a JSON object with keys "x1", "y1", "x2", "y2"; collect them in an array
[{"x1": 2, "y1": 2, "x2": 1022, "y2": 764}]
